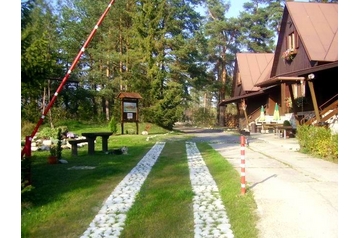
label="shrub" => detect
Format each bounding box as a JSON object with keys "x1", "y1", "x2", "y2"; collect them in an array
[
  {"x1": 21, "y1": 121, "x2": 37, "y2": 138},
  {"x1": 283, "y1": 120, "x2": 291, "y2": 126},
  {"x1": 296, "y1": 124, "x2": 338, "y2": 162},
  {"x1": 108, "y1": 116, "x2": 118, "y2": 133},
  {"x1": 37, "y1": 127, "x2": 58, "y2": 139},
  {"x1": 192, "y1": 107, "x2": 217, "y2": 128},
  {"x1": 21, "y1": 157, "x2": 33, "y2": 194},
  {"x1": 56, "y1": 128, "x2": 62, "y2": 160},
  {"x1": 36, "y1": 126, "x2": 68, "y2": 140}
]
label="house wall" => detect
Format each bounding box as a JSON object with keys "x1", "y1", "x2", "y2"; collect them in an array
[
  {"x1": 246, "y1": 94, "x2": 268, "y2": 116},
  {"x1": 272, "y1": 15, "x2": 313, "y2": 77},
  {"x1": 235, "y1": 94, "x2": 268, "y2": 130}
]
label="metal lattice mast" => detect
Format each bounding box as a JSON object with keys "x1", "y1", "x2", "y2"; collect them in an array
[{"x1": 21, "y1": 0, "x2": 116, "y2": 158}]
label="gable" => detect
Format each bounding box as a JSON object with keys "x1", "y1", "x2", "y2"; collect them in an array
[
  {"x1": 234, "y1": 53, "x2": 274, "y2": 95},
  {"x1": 287, "y1": 2, "x2": 338, "y2": 62}
]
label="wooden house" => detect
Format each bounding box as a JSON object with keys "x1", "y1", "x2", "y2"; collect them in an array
[
  {"x1": 219, "y1": 53, "x2": 274, "y2": 130},
  {"x1": 221, "y1": 1, "x2": 338, "y2": 131}
]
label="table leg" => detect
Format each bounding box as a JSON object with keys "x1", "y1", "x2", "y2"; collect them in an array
[
  {"x1": 71, "y1": 144, "x2": 78, "y2": 156},
  {"x1": 87, "y1": 137, "x2": 96, "y2": 155},
  {"x1": 102, "y1": 136, "x2": 110, "y2": 152},
  {"x1": 275, "y1": 127, "x2": 280, "y2": 138}
]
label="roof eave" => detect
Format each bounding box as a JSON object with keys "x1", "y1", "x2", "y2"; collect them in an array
[{"x1": 219, "y1": 91, "x2": 266, "y2": 106}]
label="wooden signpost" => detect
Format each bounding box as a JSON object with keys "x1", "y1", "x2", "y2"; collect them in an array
[{"x1": 117, "y1": 92, "x2": 142, "y2": 134}]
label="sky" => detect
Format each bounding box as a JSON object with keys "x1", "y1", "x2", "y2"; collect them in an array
[
  {"x1": 225, "y1": 0, "x2": 310, "y2": 18},
  {"x1": 226, "y1": 0, "x2": 246, "y2": 17}
]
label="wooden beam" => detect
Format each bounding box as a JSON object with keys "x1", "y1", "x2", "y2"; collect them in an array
[
  {"x1": 281, "y1": 83, "x2": 286, "y2": 114},
  {"x1": 255, "y1": 77, "x2": 305, "y2": 87},
  {"x1": 307, "y1": 80, "x2": 320, "y2": 123},
  {"x1": 276, "y1": 76, "x2": 305, "y2": 81},
  {"x1": 288, "y1": 84, "x2": 296, "y2": 112}
]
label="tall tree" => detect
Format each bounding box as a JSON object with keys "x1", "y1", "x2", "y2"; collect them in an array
[
  {"x1": 237, "y1": 0, "x2": 285, "y2": 53},
  {"x1": 123, "y1": 0, "x2": 208, "y2": 129},
  {"x1": 21, "y1": 0, "x2": 63, "y2": 123},
  {"x1": 53, "y1": 0, "x2": 208, "y2": 129},
  {"x1": 202, "y1": 0, "x2": 242, "y2": 126},
  {"x1": 56, "y1": 0, "x2": 123, "y2": 121}
]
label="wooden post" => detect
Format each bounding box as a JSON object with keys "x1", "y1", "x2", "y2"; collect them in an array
[{"x1": 307, "y1": 80, "x2": 321, "y2": 123}]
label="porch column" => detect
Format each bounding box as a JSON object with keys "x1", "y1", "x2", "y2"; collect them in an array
[
  {"x1": 281, "y1": 83, "x2": 286, "y2": 114},
  {"x1": 288, "y1": 84, "x2": 297, "y2": 112},
  {"x1": 307, "y1": 80, "x2": 321, "y2": 123}
]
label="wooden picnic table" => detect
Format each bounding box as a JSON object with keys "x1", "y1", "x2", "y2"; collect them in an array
[
  {"x1": 82, "y1": 132, "x2": 113, "y2": 155},
  {"x1": 274, "y1": 126, "x2": 295, "y2": 139}
]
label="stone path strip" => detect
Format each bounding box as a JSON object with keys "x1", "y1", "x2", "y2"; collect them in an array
[
  {"x1": 80, "y1": 142, "x2": 166, "y2": 238},
  {"x1": 80, "y1": 141, "x2": 234, "y2": 237},
  {"x1": 186, "y1": 142, "x2": 234, "y2": 238}
]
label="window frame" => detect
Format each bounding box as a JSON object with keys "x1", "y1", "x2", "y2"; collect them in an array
[{"x1": 287, "y1": 31, "x2": 299, "y2": 50}]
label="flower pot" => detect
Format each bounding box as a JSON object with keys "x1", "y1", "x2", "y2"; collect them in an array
[
  {"x1": 47, "y1": 156, "x2": 58, "y2": 164},
  {"x1": 281, "y1": 49, "x2": 297, "y2": 62}
]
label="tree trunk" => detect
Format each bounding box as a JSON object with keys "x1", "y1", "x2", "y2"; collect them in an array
[
  {"x1": 218, "y1": 51, "x2": 227, "y2": 127},
  {"x1": 219, "y1": 106, "x2": 226, "y2": 127}
]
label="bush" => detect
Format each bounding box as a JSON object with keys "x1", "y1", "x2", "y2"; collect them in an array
[
  {"x1": 296, "y1": 125, "x2": 338, "y2": 162},
  {"x1": 21, "y1": 157, "x2": 34, "y2": 196},
  {"x1": 192, "y1": 107, "x2": 217, "y2": 128},
  {"x1": 21, "y1": 121, "x2": 37, "y2": 138},
  {"x1": 108, "y1": 116, "x2": 118, "y2": 133},
  {"x1": 56, "y1": 128, "x2": 63, "y2": 160},
  {"x1": 36, "y1": 127, "x2": 58, "y2": 139},
  {"x1": 35, "y1": 126, "x2": 68, "y2": 140},
  {"x1": 283, "y1": 120, "x2": 291, "y2": 126}
]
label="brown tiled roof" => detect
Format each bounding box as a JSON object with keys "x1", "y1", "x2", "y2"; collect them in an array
[
  {"x1": 236, "y1": 53, "x2": 274, "y2": 92},
  {"x1": 117, "y1": 92, "x2": 142, "y2": 99},
  {"x1": 287, "y1": 2, "x2": 338, "y2": 62}
]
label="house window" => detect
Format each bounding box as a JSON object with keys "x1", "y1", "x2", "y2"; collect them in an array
[{"x1": 287, "y1": 31, "x2": 298, "y2": 50}]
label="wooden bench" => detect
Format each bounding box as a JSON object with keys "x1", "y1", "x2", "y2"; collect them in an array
[{"x1": 68, "y1": 139, "x2": 88, "y2": 156}]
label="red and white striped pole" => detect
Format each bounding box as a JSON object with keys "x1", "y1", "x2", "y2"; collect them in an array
[
  {"x1": 240, "y1": 135, "x2": 246, "y2": 195},
  {"x1": 21, "y1": 0, "x2": 117, "y2": 158}
]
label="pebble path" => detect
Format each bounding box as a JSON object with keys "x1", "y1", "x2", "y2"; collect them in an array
[
  {"x1": 80, "y1": 142, "x2": 165, "y2": 238},
  {"x1": 186, "y1": 142, "x2": 234, "y2": 238},
  {"x1": 80, "y1": 141, "x2": 234, "y2": 237}
]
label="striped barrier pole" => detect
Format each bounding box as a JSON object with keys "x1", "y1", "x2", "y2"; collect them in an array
[
  {"x1": 240, "y1": 135, "x2": 246, "y2": 195},
  {"x1": 21, "y1": 0, "x2": 117, "y2": 158}
]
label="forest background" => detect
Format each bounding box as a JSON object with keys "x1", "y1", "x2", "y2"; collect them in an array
[{"x1": 20, "y1": 0, "x2": 307, "y2": 134}]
